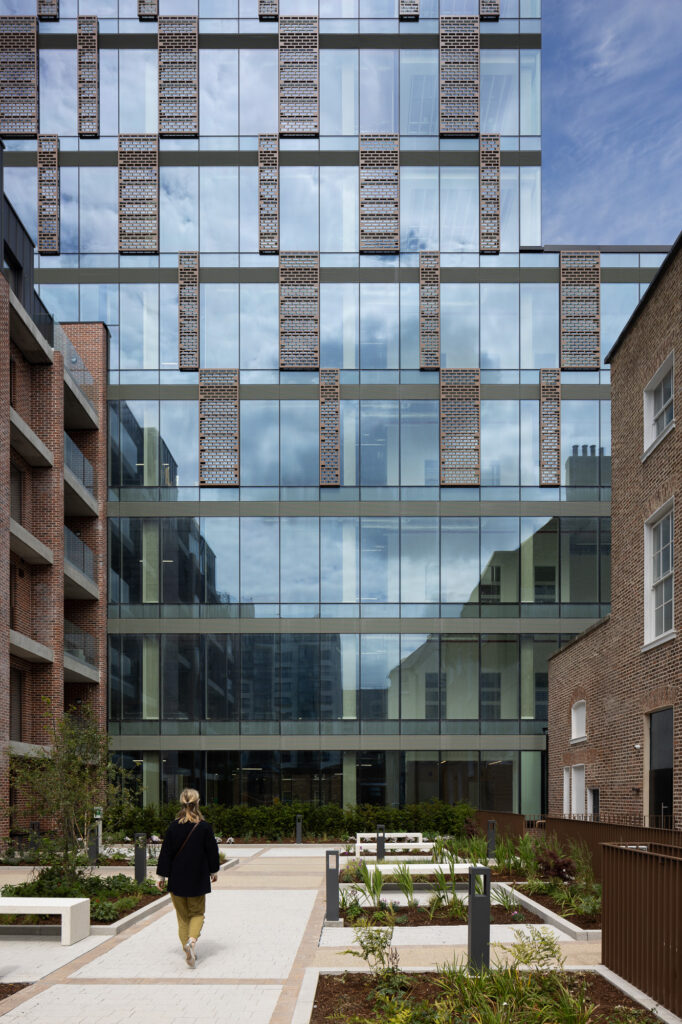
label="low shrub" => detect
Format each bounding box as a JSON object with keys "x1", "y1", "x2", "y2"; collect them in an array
[{"x1": 1, "y1": 865, "x2": 158, "y2": 923}]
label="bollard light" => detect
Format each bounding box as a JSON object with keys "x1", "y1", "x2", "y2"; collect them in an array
[
  {"x1": 326, "y1": 850, "x2": 340, "y2": 923},
  {"x1": 467, "y1": 865, "x2": 491, "y2": 972},
  {"x1": 487, "y1": 820, "x2": 496, "y2": 859},
  {"x1": 376, "y1": 824, "x2": 386, "y2": 862},
  {"x1": 296, "y1": 813, "x2": 303, "y2": 845},
  {"x1": 134, "y1": 832, "x2": 147, "y2": 884},
  {"x1": 87, "y1": 825, "x2": 99, "y2": 866}
]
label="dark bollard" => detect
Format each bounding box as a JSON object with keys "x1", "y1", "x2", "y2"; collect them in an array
[
  {"x1": 134, "y1": 833, "x2": 147, "y2": 884},
  {"x1": 376, "y1": 824, "x2": 386, "y2": 862},
  {"x1": 467, "y1": 865, "x2": 491, "y2": 972},
  {"x1": 87, "y1": 826, "x2": 99, "y2": 865},
  {"x1": 295, "y1": 814, "x2": 303, "y2": 844},
  {"x1": 487, "y1": 820, "x2": 496, "y2": 859},
  {"x1": 325, "y1": 850, "x2": 340, "y2": 923}
]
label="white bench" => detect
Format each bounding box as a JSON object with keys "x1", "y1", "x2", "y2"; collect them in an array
[{"x1": 0, "y1": 897, "x2": 90, "y2": 945}]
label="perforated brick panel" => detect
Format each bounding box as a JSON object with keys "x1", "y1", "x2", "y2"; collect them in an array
[
  {"x1": 118, "y1": 134, "x2": 159, "y2": 254},
  {"x1": 199, "y1": 369, "x2": 240, "y2": 487},
  {"x1": 0, "y1": 18, "x2": 38, "y2": 137},
  {"x1": 480, "y1": 0, "x2": 499, "y2": 20},
  {"x1": 259, "y1": 134, "x2": 279, "y2": 254},
  {"x1": 539, "y1": 368, "x2": 561, "y2": 487},
  {"x1": 37, "y1": 0, "x2": 59, "y2": 21},
  {"x1": 178, "y1": 252, "x2": 199, "y2": 372},
  {"x1": 399, "y1": 0, "x2": 419, "y2": 19},
  {"x1": 440, "y1": 16, "x2": 479, "y2": 138},
  {"x1": 259, "y1": 0, "x2": 278, "y2": 19},
  {"x1": 440, "y1": 368, "x2": 480, "y2": 486},
  {"x1": 37, "y1": 135, "x2": 59, "y2": 255},
  {"x1": 320, "y1": 368, "x2": 340, "y2": 487},
  {"x1": 77, "y1": 16, "x2": 99, "y2": 138},
  {"x1": 279, "y1": 252, "x2": 320, "y2": 370},
  {"x1": 279, "y1": 17, "x2": 319, "y2": 137},
  {"x1": 138, "y1": 0, "x2": 157, "y2": 20},
  {"x1": 420, "y1": 252, "x2": 440, "y2": 370},
  {"x1": 560, "y1": 250, "x2": 601, "y2": 370},
  {"x1": 359, "y1": 134, "x2": 400, "y2": 254},
  {"x1": 479, "y1": 133, "x2": 500, "y2": 254},
  {"x1": 158, "y1": 17, "x2": 198, "y2": 137}
]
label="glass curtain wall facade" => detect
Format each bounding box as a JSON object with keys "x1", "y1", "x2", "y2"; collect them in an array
[{"x1": 1, "y1": 0, "x2": 667, "y2": 813}]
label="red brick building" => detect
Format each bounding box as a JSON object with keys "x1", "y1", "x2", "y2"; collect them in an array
[
  {"x1": 1, "y1": 148, "x2": 107, "y2": 839},
  {"x1": 549, "y1": 230, "x2": 682, "y2": 827}
]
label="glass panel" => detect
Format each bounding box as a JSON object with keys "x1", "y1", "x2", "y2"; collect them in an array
[
  {"x1": 320, "y1": 167, "x2": 358, "y2": 252},
  {"x1": 159, "y1": 401, "x2": 199, "y2": 486},
  {"x1": 400, "y1": 635, "x2": 439, "y2": 722},
  {"x1": 320, "y1": 50, "x2": 358, "y2": 135},
  {"x1": 441, "y1": 638, "x2": 478, "y2": 719},
  {"x1": 280, "y1": 401, "x2": 320, "y2": 486},
  {"x1": 200, "y1": 168, "x2": 239, "y2": 252},
  {"x1": 399, "y1": 50, "x2": 438, "y2": 136},
  {"x1": 520, "y1": 51, "x2": 541, "y2": 135},
  {"x1": 321, "y1": 518, "x2": 359, "y2": 603},
  {"x1": 360, "y1": 401, "x2": 399, "y2": 484},
  {"x1": 360, "y1": 634, "x2": 400, "y2": 721},
  {"x1": 481, "y1": 284, "x2": 519, "y2": 369},
  {"x1": 480, "y1": 518, "x2": 520, "y2": 603},
  {"x1": 321, "y1": 284, "x2": 359, "y2": 367},
  {"x1": 441, "y1": 518, "x2": 479, "y2": 603},
  {"x1": 400, "y1": 167, "x2": 439, "y2": 251},
  {"x1": 240, "y1": 519, "x2": 279, "y2": 603},
  {"x1": 480, "y1": 51, "x2": 519, "y2": 135},
  {"x1": 119, "y1": 50, "x2": 157, "y2": 132},
  {"x1": 280, "y1": 517, "x2": 320, "y2": 602},
  {"x1": 481, "y1": 402, "x2": 519, "y2": 485},
  {"x1": 560, "y1": 518, "x2": 599, "y2": 603},
  {"x1": 360, "y1": 50, "x2": 398, "y2": 132},
  {"x1": 440, "y1": 169, "x2": 478, "y2": 252},
  {"x1": 360, "y1": 284, "x2": 399, "y2": 369},
  {"x1": 520, "y1": 517, "x2": 558, "y2": 605},
  {"x1": 202, "y1": 518, "x2": 239, "y2": 605},
  {"x1": 241, "y1": 636, "x2": 279, "y2": 722},
  {"x1": 520, "y1": 283, "x2": 558, "y2": 368},
  {"x1": 200, "y1": 50, "x2": 238, "y2": 135},
  {"x1": 162, "y1": 635, "x2": 202, "y2": 720},
  {"x1": 561, "y1": 401, "x2": 600, "y2": 485},
  {"x1": 400, "y1": 401, "x2": 439, "y2": 485},
  {"x1": 281, "y1": 167, "x2": 319, "y2": 250},
  {"x1": 361, "y1": 518, "x2": 399, "y2": 602},
  {"x1": 240, "y1": 50, "x2": 277, "y2": 133},
  {"x1": 400, "y1": 518, "x2": 439, "y2": 602},
  {"x1": 281, "y1": 635, "x2": 319, "y2": 720}
]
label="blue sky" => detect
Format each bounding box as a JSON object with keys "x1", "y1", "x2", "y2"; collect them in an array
[{"x1": 542, "y1": 0, "x2": 682, "y2": 246}]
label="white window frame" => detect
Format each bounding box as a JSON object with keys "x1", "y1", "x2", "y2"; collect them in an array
[
  {"x1": 571, "y1": 764, "x2": 585, "y2": 817},
  {"x1": 643, "y1": 353, "x2": 674, "y2": 460},
  {"x1": 562, "y1": 766, "x2": 570, "y2": 816},
  {"x1": 570, "y1": 699, "x2": 586, "y2": 743},
  {"x1": 587, "y1": 787, "x2": 599, "y2": 821},
  {"x1": 643, "y1": 498, "x2": 676, "y2": 650}
]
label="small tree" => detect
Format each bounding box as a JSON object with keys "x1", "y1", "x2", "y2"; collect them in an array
[{"x1": 9, "y1": 700, "x2": 135, "y2": 879}]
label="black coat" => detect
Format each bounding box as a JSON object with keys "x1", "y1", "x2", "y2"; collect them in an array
[{"x1": 156, "y1": 820, "x2": 220, "y2": 897}]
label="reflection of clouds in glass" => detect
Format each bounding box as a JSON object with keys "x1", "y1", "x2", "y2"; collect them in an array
[
  {"x1": 40, "y1": 51, "x2": 77, "y2": 135},
  {"x1": 202, "y1": 518, "x2": 239, "y2": 603},
  {"x1": 201, "y1": 283, "x2": 239, "y2": 367},
  {"x1": 80, "y1": 168, "x2": 118, "y2": 253},
  {"x1": 441, "y1": 518, "x2": 479, "y2": 602},
  {"x1": 500, "y1": 167, "x2": 519, "y2": 252},
  {"x1": 361, "y1": 518, "x2": 399, "y2": 601},
  {"x1": 400, "y1": 168, "x2": 439, "y2": 251},
  {"x1": 320, "y1": 518, "x2": 359, "y2": 602},
  {"x1": 120, "y1": 284, "x2": 159, "y2": 369},
  {"x1": 39, "y1": 284, "x2": 78, "y2": 324},
  {"x1": 240, "y1": 400, "x2": 279, "y2": 484},
  {"x1": 441, "y1": 284, "x2": 479, "y2": 368},
  {"x1": 360, "y1": 284, "x2": 399, "y2": 369},
  {"x1": 160, "y1": 401, "x2": 199, "y2": 485},
  {"x1": 281, "y1": 401, "x2": 319, "y2": 485},
  {"x1": 200, "y1": 167, "x2": 238, "y2": 252},
  {"x1": 239, "y1": 50, "x2": 277, "y2": 134},
  {"x1": 400, "y1": 519, "x2": 439, "y2": 601},
  {"x1": 4, "y1": 168, "x2": 37, "y2": 244},
  {"x1": 480, "y1": 284, "x2": 519, "y2": 369},
  {"x1": 481, "y1": 51, "x2": 519, "y2": 135},
  {"x1": 361, "y1": 635, "x2": 399, "y2": 691},
  {"x1": 100, "y1": 51, "x2": 119, "y2": 136},
  {"x1": 240, "y1": 284, "x2": 278, "y2": 368},
  {"x1": 119, "y1": 51, "x2": 158, "y2": 133},
  {"x1": 60, "y1": 167, "x2": 79, "y2": 254},
  {"x1": 239, "y1": 166, "x2": 257, "y2": 252},
  {"x1": 400, "y1": 51, "x2": 438, "y2": 135},
  {"x1": 320, "y1": 167, "x2": 358, "y2": 252},
  {"x1": 200, "y1": 50, "x2": 238, "y2": 135},
  {"x1": 440, "y1": 169, "x2": 478, "y2": 252},
  {"x1": 481, "y1": 401, "x2": 519, "y2": 485},
  {"x1": 281, "y1": 518, "x2": 319, "y2": 601},
  {"x1": 320, "y1": 283, "x2": 358, "y2": 367},
  {"x1": 360, "y1": 50, "x2": 398, "y2": 132},
  {"x1": 320, "y1": 50, "x2": 358, "y2": 135},
  {"x1": 280, "y1": 167, "x2": 319, "y2": 250},
  {"x1": 240, "y1": 518, "x2": 279, "y2": 602},
  {"x1": 360, "y1": 400, "x2": 399, "y2": 486},
  {"x1": 160, "y1": 167, "x2": 198, "y2": 252}
]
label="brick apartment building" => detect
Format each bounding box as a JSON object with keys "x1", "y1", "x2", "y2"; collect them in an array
[
  {"x1": 549, "y1": 230, "x2": 682, "y2": 827},
  {"x1": 0, "y1": 142, "x2": 108, "y2": 839}
]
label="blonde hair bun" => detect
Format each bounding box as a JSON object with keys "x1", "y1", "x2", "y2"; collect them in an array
[{"x1": 176, "y1": 788, "x2": 204, "y2": 823}]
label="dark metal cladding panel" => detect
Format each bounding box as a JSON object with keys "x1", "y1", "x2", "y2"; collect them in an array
[
  {"x1": 560, "y1": 250, "x2": 601, "y2": 370},
  {"x1": 359, "y1": 134, "x2": 400, "y2": 254},
  {"x1": 259, "y1": 0, "x2": 278, "y2": 20},
  {"x1": 439, "y1": 16, "x2": 479, "y2": 138},
  {"x1": 178, "y1": 251, "x2": 199, "y2": 372},
  {"x1": 118, "y1": 134, "x2": 159, "y2": 254},
  {"x1": 37, "y1": 134, "x2": 59, "y2": 255},
  {"x1": 258, "y1": 134, "x2": 279, "y2": 254},
  {"x1": 199, "y1": 369, "x2": 240, "y2": 487},
  {"x1": 37, "y1": 0, "x2": 59, "y2": 21},
  {"x1": 539, "y1": 368, "x2": 561, "y2": 486},
  {"x1": 279, "y1": 16, "x2": 319, "y2": 137},
  {"x1": 138, "y1": 0, "x2": 158, "y2": 20},
  {"x1": 440, "y1": 368, "x2": 480, "y2": 486},
  {"x1": 320, "y1": 368, "x2": 340, "y2": 487},
  {"x1": 279, "y1": 251, "x2": 320, "y2": 369},
  {"x1": 77, "y1": 16, "x2": 99, "y2": 138},
  {"x1": 158, "y1": 17, "x2": 198, "y2": 137},
  {"x1": 479, "y1": 133, "x2": 499, "y2": 254},
  {"x1": 479, "y1": 0, "x2": 499, "y2": 20},
  {"x1": 419, "y1": 251, "x2": 440, "y2": 370},
  {"x1": 399, "y1": 0, "x2": 419, "y2": 20},
  {"x1": 0, "y1": 17, "x2": 38, "y2": 137}
]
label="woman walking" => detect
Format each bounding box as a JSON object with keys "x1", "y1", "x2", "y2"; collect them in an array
[{"x1": 156, "y1": 788, "x2": 220, "y2": 968}]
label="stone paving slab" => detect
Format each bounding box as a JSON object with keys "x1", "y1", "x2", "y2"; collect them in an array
[
  {"x1": 262, "y1": 849, "x2": 341, "y2": 859},
  {"x1": 218, "y1": 846, "x2": 264, "y2": 857},
  {"x1": 0, "y1": 934, "x2": 110, "y2": 983},
  {"x1": 320, "y1": 923, "x2": 571, "y2": 947},
  {"x1": 73, "y1": 890, "x2": 317, "y2": 980},
  {"x1": 0, "y1": 982, "x2": 282, "y2": 1024}
]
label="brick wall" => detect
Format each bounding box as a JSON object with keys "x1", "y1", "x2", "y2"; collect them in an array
[{"x1": 549, "y1": 243, "x2": 682, "y2": 826}]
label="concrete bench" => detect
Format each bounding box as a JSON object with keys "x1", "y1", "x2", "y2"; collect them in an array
[{"x1": 0, "y1": 897, "x2": 90, "y2": 945}]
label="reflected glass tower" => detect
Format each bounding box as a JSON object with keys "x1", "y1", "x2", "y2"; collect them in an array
[{"x1": 0, "y1": 0, "x2": 668, "y2": 812}]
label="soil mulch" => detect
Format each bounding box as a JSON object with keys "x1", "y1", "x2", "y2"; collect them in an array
[
  {"x1": 515, "y1": 887, "x2": 601, "y2": 929},
  {"x1": 0, "y1": 984, "x2": 29, "y2": 1005},
  {"x1": 0, "y1": 892, "x2": 164, "y2": 927},
  {"x1": 310, "y1": 972, "x2": 658, "y2": 1024},
  {"x1": 341, "y1": 904, "x2": 543, "y2": 927}
]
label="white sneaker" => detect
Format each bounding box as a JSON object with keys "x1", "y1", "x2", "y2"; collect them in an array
[{"x1": 184, "y1": 939, "x2": 196, "y2": 968}]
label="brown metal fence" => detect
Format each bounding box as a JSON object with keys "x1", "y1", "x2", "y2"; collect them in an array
[
  {"x1": 545, "y1": 816, "x2": 682, "y2": 880},
  {"x1": 603, "y1": 843, "x2": 682, "y2": 1016}
]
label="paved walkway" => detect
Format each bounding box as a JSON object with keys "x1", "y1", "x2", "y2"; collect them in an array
[{"x1": 0, "y1": 846, "x2": 601, "y2": 1024}]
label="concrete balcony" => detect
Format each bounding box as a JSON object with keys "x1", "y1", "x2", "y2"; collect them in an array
[
  {"x1": 54, "y1": 324, "x2": 99, "y2": 431},
  {"x1": 63, "y1": 620, "x2": 100, "y2": 684},
  {"x1": 9, "y1": 518, "x2": 54, "y2": 566},
  {"x1": 9, "y1": 407, "x2": 53, "y2": 468},
  {"x1": 63, "y1": 526, "x2": 98, "y2": 600},
  {"x1": 64, "y1": 433, "x2": 98, "y2": 517},
  {"x1": 9, "y1": 628, "x2": 53, "y2": 664},
  {"x1": 8, "y1": 288, "x2": 53, "y2": 365}
]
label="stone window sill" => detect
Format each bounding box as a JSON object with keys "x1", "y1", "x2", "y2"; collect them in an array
[
  {"x1": 570, "y1": 736, "x2": 587, "y2": 746},
  {"x1": 642, "y1": 419, "x2": 675, "y2": 463},
  {"x1": 641, "y1": 630, "x2": 677, "y2": 653}
]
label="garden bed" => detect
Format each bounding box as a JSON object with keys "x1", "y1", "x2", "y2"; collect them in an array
[
  {"x1": 0, "y1": 984, "x2": 29, "y2": 1005},
  {"x1": 515, "y1": 885, "x2": 601, "y2": 929},
  {"x1": 310, "y1": 971, "x2": 659, "y2": 1024},
  {"x1": 0, "y1": 892, "x2": 163, "y2": 927},
  {"x1": 340, "y1": 904, "x2": 543, "y2": 927}
]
